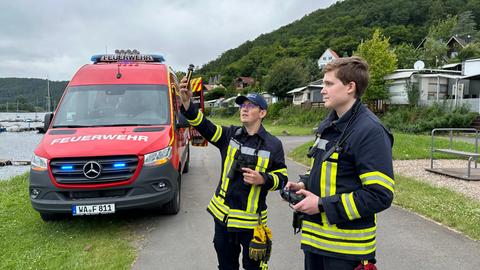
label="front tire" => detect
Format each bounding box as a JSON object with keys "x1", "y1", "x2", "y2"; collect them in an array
[
  {"x1": 182, "y1": 146, "x2": 190, "y2": 174},
  {"x1": 162, "y1": 174, "x2": 181, "y2": 215}
]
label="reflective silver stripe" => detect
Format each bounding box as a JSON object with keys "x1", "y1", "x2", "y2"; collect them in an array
[
  {"x1": 212, "y1": 195, "x2": 230, "y2": 214},
  {"x1": 228, "y1": 210, "x2": 267, "y2": 228},
  {"x1": 361, "y1": 175, "x2": 394, "y2": 190},
  {"x1": 270, "y1": 173, "x2": 279, "y2": 191},
  {"x1": 325, "y1": 161, "x2": 332, "y2": 196},
  {"x1": 317, "y1": 139, "x2": 329, "y2": 150},
  {"x1": 208, "y1": 202, "x2": 225, "y2": 221},
  {"x1": 229, "y1": 209, "x2": 267, "y2": 220},
  {"x1": 240, "y1": 148, "x2": 270, "y2": 159},
  {"x1": 220, "y1": 146, "x2": 235, "y2": 198},
  {"x1": 256, "y1": 156, "x2": 266, "y2": 172},
  {"x1": 257, "y1": 150, "x2": 270, "y2": 159},
  {"x1": 341, "y1": 193, "x2": 361, "y2": 220},
  {"x1": 229, "y1": 139, "x2": 240, "y2": 149},
  {"x1": 227, "y1": 219, "x2": 267, "y2": 228},
  {"x1": 301, "y1": 235, "x2": 376, "y2": 252},
  {"x1": 222, "y1": 147, "x2": 237, "y2": 194},
  {"x1": 227, "y1": 211, "x2": 267, "y2": 229},
  {"x1": 302, "y1": 222, "x2": 376, "y2": 239},
  {"x1": 228, "y1": 140, "x2": 270, "y2": 159},
  {"x1": 248, "y1": 185, "x2": 261, "y2": 213}
]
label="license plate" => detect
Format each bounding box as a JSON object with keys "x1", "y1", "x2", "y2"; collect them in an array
[{"x1": 72, "y1": 203, "x2": 115, "y2": 216}]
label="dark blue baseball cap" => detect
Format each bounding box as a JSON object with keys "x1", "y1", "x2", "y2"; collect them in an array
[{"x1": 235, "y1": 92, "x2": 268, "y2": 110}]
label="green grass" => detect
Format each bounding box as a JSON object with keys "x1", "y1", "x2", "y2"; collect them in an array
[
  {"x1": 287, "y1": 132, "x2": 478, "y2": 162},
  {"x1": 287, "y1": 139, "x2": 313, "y2": 166},
  {"x1": 288, "y1": 134, "x2": 480, "y2": 241},
  {"x1": 209, "y1": 116, "x2": 314, "y2": 136},
  {"x1": 393, "y1": 133, "x2": 476, "y2": 160},
  {"x1": 0, "y1": 174, "x2": 136, "y2": 270},
  {"x1": 394, "y1": 175, "x2": 480, "y2": 240}
]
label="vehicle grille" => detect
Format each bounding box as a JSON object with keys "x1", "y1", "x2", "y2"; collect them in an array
[
  {"x1": 50, "y1": 155, "x2": 138, "y2": 184},
  {"x1": 59, "y1": 188, "x2": 130, "y2": 200}
]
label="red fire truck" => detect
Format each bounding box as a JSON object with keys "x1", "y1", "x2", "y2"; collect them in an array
[{"x1": 29, "y1": 50, "x2": 194, "y2": 221}]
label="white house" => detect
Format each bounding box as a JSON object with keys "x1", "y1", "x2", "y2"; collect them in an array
[
  {"x1": 260, "y1": 92, "x2": 278, "y2": 105},
  {"x1": 464, "y1": 58, "x2": 480, "y2": 76},
  {"x1": 385, "y1": 69, "x2": 462, "y2": 105},
  {"x1": 317, "y1": 48, "x2": 340, "y2": 69},
  {"x1": 287, "y1": 79, "x2": 324, "y2": 106},
  {"x1": 385, "y1": 59, "x2": 480, "y2": 113}
]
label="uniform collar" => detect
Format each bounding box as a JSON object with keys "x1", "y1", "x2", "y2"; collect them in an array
[
  {"x1": 327, "y1": 99, "x2": 362, "y2": 132},
  {"x1": 241, "y1": 124, "x2": 267, "y2": 141}
]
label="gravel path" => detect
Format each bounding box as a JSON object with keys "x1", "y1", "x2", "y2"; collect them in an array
[{"x1": 394, "y1": 159, "x2": 480, "y2": 201}]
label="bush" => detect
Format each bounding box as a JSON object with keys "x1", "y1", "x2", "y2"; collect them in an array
[
  {"x1": 268, "y1": 105, "x2": 329, "y2": 127},
  {"x1": 211, "y1": 107, "x2": 238, "y2": 118},
  {"x1": 267, "y1": 101, "x2": 289, "y2": 119},
  {"x1": 382, "y1": 103, "x2": 478, "y2": 133}
]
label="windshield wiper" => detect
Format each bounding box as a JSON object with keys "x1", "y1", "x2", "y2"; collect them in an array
[{"x1": 90, "y1": 124, "x2": 157, "y2": 127}]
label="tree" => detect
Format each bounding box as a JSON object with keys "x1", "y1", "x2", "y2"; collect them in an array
[
  {"x1": 405, "y1": 79, "x2": 420, "y2": 106},
  {"x1": 395, "y1": 43, "x2": 420, "y2": 69},
  {"x1": 175, "y1": 71, "x2": 186, "y2": 81},
  {"x1": 264, "y1": 58, "x2": 309, "y2": 98},
  {"x1": 355, "y1": 29, "x2": 398, "y2": 102},
  {"x1": 457, "y1": 42, "x2": 480, "y2": 60},
  {"x1": 204, "y1": 87, "x2": 226, "y2": 101},
  {"x1": 428, "y1": 15, "x2": 457, "y2": 41},
  {"x1": 422, "y1": 37, "x2": 449, "y2": 67},
  {"x1": 419, "y1": 16, "x2": 458, "y2": 68},
  {"x1": 451, "y1": 11, "x2": 477, "y2": 40}
]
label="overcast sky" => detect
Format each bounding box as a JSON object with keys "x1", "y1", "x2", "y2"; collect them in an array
[{"x1": 0, "y1": 0, "x2": 336, "y2": 81}]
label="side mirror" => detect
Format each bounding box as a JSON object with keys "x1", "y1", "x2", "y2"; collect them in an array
[
  {"x1": 176, "y1": 113, "x2": 190, "y2": 129},
  {"x1": 43, "y1": 113, "x2": 53, "y2": 132}
]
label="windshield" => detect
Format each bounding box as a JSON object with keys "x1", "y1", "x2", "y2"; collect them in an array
[{"x1": 53, "y1": 85, "x2": 170, "y2": 127}]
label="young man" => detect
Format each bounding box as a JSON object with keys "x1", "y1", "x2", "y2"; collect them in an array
[
  {"x1": 179, "y1": 80, "x2": 288, "y2": 270},
  {"x1": 285, "y1": 57, "x2": 394, "y2": 270}
]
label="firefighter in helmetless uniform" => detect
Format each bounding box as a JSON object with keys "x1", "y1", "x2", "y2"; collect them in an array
[
  {"x1": 285, "y1": 57, "x2": 394, "y2": 270},
  {"x1": 179, "y1": 78, "x2": 288, "y2": 270}
]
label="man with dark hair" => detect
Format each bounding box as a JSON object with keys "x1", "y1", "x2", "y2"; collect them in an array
[
  {"x1": 285, "y1": 56, "x2": 394, "y2": 270},
  {"x1": 179, "y1": 79, "x2": 288, "y2": 270}
]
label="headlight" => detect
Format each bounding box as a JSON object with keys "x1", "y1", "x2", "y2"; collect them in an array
[
  {"x1": 31, "y1": 154, "x2": 48, "y2": 171},
  {"x1": 144, "y1": 146, "x2": 172, "y2": 166}
]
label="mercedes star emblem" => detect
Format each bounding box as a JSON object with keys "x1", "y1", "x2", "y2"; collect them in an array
[{"x1": 83, "y1": 161, "x2": 102, "y2": 179}]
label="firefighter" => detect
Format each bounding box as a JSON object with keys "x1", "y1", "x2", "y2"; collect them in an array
[
  {"x1": 285, "y1": 57, "x2": 394, "y2": 270},
  {"x1": 179, "y1": 79, "x2": 288, "y2": 270}
]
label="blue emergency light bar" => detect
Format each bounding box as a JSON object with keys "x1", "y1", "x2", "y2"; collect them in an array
[
  {"x1": 91, "y1": 52, "x2": 165, "y2": 63},
  {"x1": 113, "y1": 163, "x2": 126, "y2": 168},
  {"x1": 61, "y1": 165, "x2": 74, "y2": 170}
]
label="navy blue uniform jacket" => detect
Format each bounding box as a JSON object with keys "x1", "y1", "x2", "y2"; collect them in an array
[
  {"x1": 301, "y1": 100, "x2": 394, "y2": 261},
  {"x1": 181, "y1": 102, "x2": 288, "y2": 231}
]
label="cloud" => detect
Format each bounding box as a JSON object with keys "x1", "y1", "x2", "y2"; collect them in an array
[{"x1": 0, "y1": 0, "x2": 336, "y2": 80}]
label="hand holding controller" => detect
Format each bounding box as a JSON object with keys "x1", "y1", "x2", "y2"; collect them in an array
[{"x1": 280, "y1": 188, "x2": 306, "y2": 205}]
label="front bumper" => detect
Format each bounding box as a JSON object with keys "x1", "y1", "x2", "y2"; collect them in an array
[{"x1": 29, "y1": 161, "x2": 179, "y2": 214}]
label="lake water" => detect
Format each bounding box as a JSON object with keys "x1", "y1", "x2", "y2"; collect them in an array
[{"x1": 0, "y1": 113, "x2": 46, "y2": 180}]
